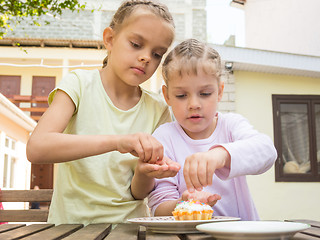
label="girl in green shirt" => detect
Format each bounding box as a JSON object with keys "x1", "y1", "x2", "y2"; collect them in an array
[{"x1": 27, "y1": 0, "x2": 180, "y2": 225}]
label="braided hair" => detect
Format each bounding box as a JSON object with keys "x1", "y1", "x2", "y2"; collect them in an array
[
  {"x1": 102, "y1": 0, "x2": 175, "y2": 68},
  {"x1": 162, "y1": 38, "x2": 222, "y2": 85}
]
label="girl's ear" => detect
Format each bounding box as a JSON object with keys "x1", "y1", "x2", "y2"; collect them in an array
[
  {"x1": 162, "y1": 85, "x2": 171, "y2": 106},
  {"x1": 218, "y1": 81, "x2": 224, "y2": 102},
  {"x1": 103, "y1": 27, "x2": 114, "y2": 51}
]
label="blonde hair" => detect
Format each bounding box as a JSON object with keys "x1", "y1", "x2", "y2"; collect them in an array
[
  {"x1": 102, "y1": 0, "x2": 175, "y2": 68},
  {"x1": 162, "y1": 38, "x2": 222, "y2": 85}
]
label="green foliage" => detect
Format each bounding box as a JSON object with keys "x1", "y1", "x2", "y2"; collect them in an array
[{"x1": 0, "y1": 0, "x2": 86, "y2": 39}]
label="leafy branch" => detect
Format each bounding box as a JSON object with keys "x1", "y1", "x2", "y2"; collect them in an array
[{"x1": 0, "y1": 0, "x2": 86, "y2": 39}]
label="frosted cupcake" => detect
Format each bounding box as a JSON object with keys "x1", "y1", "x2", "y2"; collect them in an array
[{"x1": 172, "y1": 200, "x2": 213, "y2": 220}]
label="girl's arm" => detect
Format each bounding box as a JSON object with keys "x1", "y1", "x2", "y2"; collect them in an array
[
  {"x1": 154, "y1": 199, "x2": 180, "y2": 216},
  {"x1": 26, "y1": 90, "x2": 163, "y2": 164},
  {"x1": 131, "y1": 167, "x2": 155, "y2": 200},
  {"x1": 27, "y1": 90, "x2": 120, "y2": 163},
  {"x1": 131, "y1": 157, "x2": 180, "y2": 200}
]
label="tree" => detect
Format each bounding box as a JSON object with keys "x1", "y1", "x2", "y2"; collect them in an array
[{"x1": 0, "y1": 0, "x2": 86, "y2": 39}]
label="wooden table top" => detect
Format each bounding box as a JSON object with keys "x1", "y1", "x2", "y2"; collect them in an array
[{"x1": 0, "y1": 219, "x2": 319, "y2": 240}]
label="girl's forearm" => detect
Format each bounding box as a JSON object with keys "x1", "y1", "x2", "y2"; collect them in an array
[
  {"x1": 27, "y1": 133, "x2": 120, "y2": 164},
  {"x1": 131, "y1": 169, "x2": 155, "y2": 200},
  {"x1": 154, "y1": 199, "x2": 181, "y2": 216}
]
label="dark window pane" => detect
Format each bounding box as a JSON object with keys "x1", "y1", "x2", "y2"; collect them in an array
[
  {"x1": 280, "y1": 103, "x2": 310, "y2": 174},
  {"x1": 315, "y1": 104, "x2": 320, "y2": 174}
]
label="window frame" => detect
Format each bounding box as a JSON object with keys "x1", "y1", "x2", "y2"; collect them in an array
[
  {"x1": 0, "y1": 132, "x2": 18, "y2": 189},
  {"x1": 272, "y1": 94, "x2": 320, "y2": 182}
]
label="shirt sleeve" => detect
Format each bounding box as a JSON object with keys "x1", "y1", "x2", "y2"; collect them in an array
[
  {"x1": 148, "y1": 177, "x2": 180, "y2": 216},
  {"x1": 48, "y1": 71, "x2": 81, "y2": 113},
  {"x1": 214, "y1": 113, "x2": 278, "y2": 180}
]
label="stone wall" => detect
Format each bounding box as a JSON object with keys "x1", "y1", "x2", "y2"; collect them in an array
[
  {"x1": 6, "y1": 0, "x2": 207, "y2": 42},
  {"x1": 219, "y1": 72, "x2": 236, "y2": 113}
]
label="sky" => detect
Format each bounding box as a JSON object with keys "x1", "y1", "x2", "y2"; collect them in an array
[{"x1": 206, "y1": 0, "x2": 245, "y2": 47}]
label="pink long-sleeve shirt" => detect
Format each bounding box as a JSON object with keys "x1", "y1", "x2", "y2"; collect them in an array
[{"x1": 148, "y1": 112, "x2": 277, "y2": 220}]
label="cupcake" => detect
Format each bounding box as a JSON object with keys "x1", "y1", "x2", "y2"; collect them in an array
[{"x1": 172, "y1": 200, "x2": 213, "y2": 220}]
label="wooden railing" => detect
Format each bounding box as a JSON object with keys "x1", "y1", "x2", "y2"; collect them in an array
[
  {"x1": 0, "y1": 189, "x2": 53, "y2": 222},
  {"x1": 8, "y1": 95, "x2": 48, "y2": 121}
]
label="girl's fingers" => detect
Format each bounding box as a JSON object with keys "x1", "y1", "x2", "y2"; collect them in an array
[
  {"x1": 140, "y1": 156, "x2": 180, "y2": 179},
  {"x1": 171, "y1": 162, "x2": 181, "y2": 172},
  {"x1": 207, "y1": 160, "x2": 215, "y2": 186},
  {"x1": 152, "y1": 142, "x2": 164, "y2": 164},
  {"x1": 139, "y1": 135, "x2": 163, "y2": 163},
  {"x1": 141, "y1": 162, "x2": 160, "y2": 172},
  {"x1": 208, "y1": 194, "x2": 221, "y2": 206},
  {"x1": 130, "y1": 150, "x2": 139, "y2": 158},
  {"x1": 183, "y1": 161, "x2": 194, "y2": 192},
  {"x1": 198, "y1": 161, "x2": 207, "y2": 187},
  {"x1": 189, "y1": 160, "x2": 202, "y2": 191},
  {"x1": 133, "y1": 142, "x2": 145, "y2": 160},
  {"x1": 164, "y1": 157, "x2": 181, "y2": 171},
  {"x1": 184, "y1": 158, "x2": 202, "y2": 192},
  {"x1": 138, "y1": 135, "x2": 152, "y2": 162}
]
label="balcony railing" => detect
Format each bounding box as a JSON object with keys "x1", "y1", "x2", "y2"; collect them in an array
[{"x1": 8, "y1": 95, "x2": 48, "y2": 121}]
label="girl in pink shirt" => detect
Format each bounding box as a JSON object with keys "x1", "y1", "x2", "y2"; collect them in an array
[{"x1": 148, "y1": 39, "x2": 277, "y2": 220}]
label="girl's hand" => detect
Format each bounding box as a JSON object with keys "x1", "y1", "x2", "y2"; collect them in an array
[
  {"x1": 183, "y1": 147, "x2": 231, "y2": 192},
  {"x1": 181, "y1": 190, "x2": 221, "y2": 207},
  {"x1": 136, "y1": 156, "x2": 181, "y2": 179},
  {"x1": 131, "y1": 157, "x2": 180, "y2": 200},
  {"x1": 117, "y1": 133, "x2": 163, "y2": 163}
]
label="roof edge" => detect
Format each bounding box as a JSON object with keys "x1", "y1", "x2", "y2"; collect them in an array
[
  {"x1": 0, "y1": 93, "x2": 37, "y2": 132},
  {"x1": 0, "y1": 37, "x2": 105, "y2": 49}
]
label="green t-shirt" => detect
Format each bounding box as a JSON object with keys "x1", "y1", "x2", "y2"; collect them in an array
[{"x1": 47, "y1": 69, "x2": 171, "y2": 225}]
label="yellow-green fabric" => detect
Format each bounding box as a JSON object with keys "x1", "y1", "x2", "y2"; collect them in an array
[{"x1": 47, "y1": 69, "x2": 171, "y2": 225}]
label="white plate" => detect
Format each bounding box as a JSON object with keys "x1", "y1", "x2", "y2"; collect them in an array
[
  {"x1": 127, "y1": 216, "x2": 240, "y2": 233},
  {"x1": 196, "y1": 221, "x2": 310, "y2": 240}
]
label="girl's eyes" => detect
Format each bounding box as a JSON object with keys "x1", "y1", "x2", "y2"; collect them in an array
[
  {"x1": 153, "y1": 52, "x2": 162, "y2": 59},
  {"x1": 130, "y1": 41, "x2": 163, "y2": 59},
  {"x1": 200, "y1": 92, "x2": 212, "y2": 96},
  {"x1": 175, "y1": 93, "x2": 212, "y2": 98},
  {"x1": 130, "y1": 41, "x2": 140, "y2": 48}
]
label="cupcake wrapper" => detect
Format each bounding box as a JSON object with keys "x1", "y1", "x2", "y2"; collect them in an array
[{"x1": 172, "y1": 210, "x2": 213, "y2": 221}]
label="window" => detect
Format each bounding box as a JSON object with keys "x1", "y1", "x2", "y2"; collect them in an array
[
  {"x1": 272, "y1": 95, "x2": 320, "y2": 182},
  {"x1": 0, "y1": 133, "x2": 17, "y2": 188}
]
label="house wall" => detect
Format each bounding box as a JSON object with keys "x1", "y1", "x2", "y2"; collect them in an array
[
  {"x1": 244, "y1": 0, "x2": 320, "y2": 57},
  {"x1": 0, "y1": 100, "x2": 34, "y2": 209},
  {"x1": 0, "y1": 47, "x2": 105, "y2": 92},
  {"x1": 0, "y1": 114, "x2": 30, "y2": 143},
  {"x1": 234, "y1": 70, "x2": 320, "y2": 221}
]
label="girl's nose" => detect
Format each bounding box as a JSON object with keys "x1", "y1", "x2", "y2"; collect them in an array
[
  {"x1": 188, "y1": 96, "x2": 201, "y2": 109},
  {"x1": 139, "y1": 53, "x2": 151, "y2": 63}
]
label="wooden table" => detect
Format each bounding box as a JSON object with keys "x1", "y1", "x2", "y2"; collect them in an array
[{"x1": 0, "y1": 219, "x2": 319, "y2": 240}]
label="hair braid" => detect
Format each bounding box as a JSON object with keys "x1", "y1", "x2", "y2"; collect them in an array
[{"x1": 162, "y1": 39, "x2": 221, "y2": 84}]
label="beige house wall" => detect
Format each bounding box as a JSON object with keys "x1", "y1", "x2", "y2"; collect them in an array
[
  {"x1": 0, "y1": 114, "x2": 30, "y2": 142},
  {"x1": 244, "y1": 0, "x2": 320, "y2": 56},
  {"x1": 234, "y1": 70, "x2": 320, "y2": 221},
  {"x1": 0, "y1": 94, "x2": 36, "y2": 209}
]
